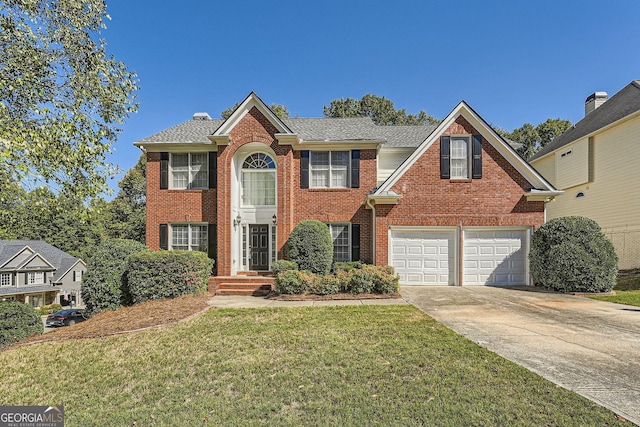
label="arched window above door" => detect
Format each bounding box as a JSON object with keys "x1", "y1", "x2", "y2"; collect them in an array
[{"x1": 241, "y1": 153, "x2": 276, "y2": 206}]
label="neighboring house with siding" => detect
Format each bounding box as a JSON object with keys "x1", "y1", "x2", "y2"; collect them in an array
[
  {"x1": 135, "y1": 92, "x2": 560, "y2": 289},
  {"x1": 0, "y1": 240, "x2": 86, "y2": 307},
  {"x1": 530, "y1": 81, "x2": 640, "y2": 269}
]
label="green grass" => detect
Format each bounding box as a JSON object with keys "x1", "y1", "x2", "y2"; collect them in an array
[
  {"x1": 590, "y1": 270, "x2": 640, "y2": 306},
  {"x1": 0, "y1": 306, "x2": 628, "y2": 426}
]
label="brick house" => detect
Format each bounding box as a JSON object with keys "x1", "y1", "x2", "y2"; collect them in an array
[{"x1": 135, "y1": 93, "x2": 559, "y2": 287}]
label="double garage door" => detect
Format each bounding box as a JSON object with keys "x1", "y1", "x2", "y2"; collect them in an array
[{"x1": 390, "y1": 228, "x2": 528, "y2": 286}]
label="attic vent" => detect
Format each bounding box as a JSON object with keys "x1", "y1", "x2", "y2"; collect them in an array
[{"x1": 193, "y1": 112, "x2": 212, "y2": 121}]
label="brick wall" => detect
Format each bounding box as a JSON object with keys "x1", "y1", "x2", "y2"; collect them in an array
[
  {"x1": 374, "y1": 116, "x2": 545, "y2": 265},
  {"x1": 146, "y1": 152, "x2": 217, "y2": 251}
]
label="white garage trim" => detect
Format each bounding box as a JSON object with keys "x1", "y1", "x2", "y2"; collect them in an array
[
  {"x1": 389, "y1": 227, "x2": 458, "y2": 286},
  {"x1": 462, "y1": 227, "x2": 531, "y2": 286}
]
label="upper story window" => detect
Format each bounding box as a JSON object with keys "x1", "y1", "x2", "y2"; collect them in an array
[
  {"x1": 171, "y1": 224, "x2": 208, "y2": 252},
  {"x1": 450, "y1": 136, "x2": 470, "y2": 179},
  {"x1": 0, "y1": 273, "x2": 12, "y2": 287},
  {"x1": 171, "y1": 153, "x2": 208, "y2": 189},
  {"x1": 73, "y1": 270, "x2": 84, "y2": 282},
  {"x1": 440, "y1": 135, "x2": 482, "y2": 180},
  {"x1": 311, "y1": 151, "x2": 349, "y2": 188},
  {"x1": 27, "y1": 272, "x2": 45, "y2": 285},
  {"x1": 242, "y1": 153, "x2": 276, "y2": 206}
]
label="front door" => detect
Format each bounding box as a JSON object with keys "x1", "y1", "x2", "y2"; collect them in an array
[{"x1": 249, "y1": 224, "x2": 269, "y2": 270}]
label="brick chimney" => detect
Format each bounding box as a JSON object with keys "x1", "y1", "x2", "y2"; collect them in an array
[{"x1": 585, "y1": 92, "x2": 608, "y2": 116}]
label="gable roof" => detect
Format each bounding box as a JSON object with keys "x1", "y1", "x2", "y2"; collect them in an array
[
  {"x1": 530, "y1": 80, "x2": 640, "y2": 161},
  {"x1": 374, "y1": 101, "x2": 560, "y2": 197},
  {"x1": 0, "y1": 240, "x2": 83, "y2": 282}
]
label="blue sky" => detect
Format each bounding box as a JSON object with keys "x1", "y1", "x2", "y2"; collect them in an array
[{"x1": 101, "y1": 0, "x2": 640, "y2": 196}]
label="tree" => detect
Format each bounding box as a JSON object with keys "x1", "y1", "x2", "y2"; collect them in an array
[
  {"x1": 506, "y1": 119, "x2": 571, "y2": 159},
  {"x1": 104, "y1": 154, "x2": 146, "y2": 243},
  {"x1": 0, "y1": 0, "x2": 139, "y2": 199},
  {"x1": 221, "y1": 102, "x2": 289, "y2": 120},
  {"x1": 324, "y1": 94, "x2": 440, "y2": 126}
]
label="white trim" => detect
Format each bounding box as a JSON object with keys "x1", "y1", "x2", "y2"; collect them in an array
[
  {"x1": 169, "y1": 223, "x2": 209, "y2": 252},
  {"x1": 328, "y1": 223, "x2": 351, "y2": 263},
  {"x1": 213, "y1": 92, "x2": 292, "y2": 137},
  {"x1": 375, "y1": 101, "x2": 559, "y2": 195},
  {"x1": 169, "y1": 152, "x2": 209, "y2": 190}
]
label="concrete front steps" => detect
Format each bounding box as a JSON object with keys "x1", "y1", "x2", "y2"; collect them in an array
[{"x1": 209, "y1": 272, "x2": 275, "y2": 296}]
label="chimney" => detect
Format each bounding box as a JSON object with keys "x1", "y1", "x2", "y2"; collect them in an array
[
  {"x1": 584, "y1": 92, "x2": 608, "y2": 116},
  {"x1": 192, "y1": 112, "x2": 212, "y2": 120}
]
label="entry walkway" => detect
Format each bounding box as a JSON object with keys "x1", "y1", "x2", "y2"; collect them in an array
[{"x1": 401, "y1": 285, "x2": 640, "y2": 425}]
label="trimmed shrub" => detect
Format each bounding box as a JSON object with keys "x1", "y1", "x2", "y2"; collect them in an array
[
  {"x1": 0, "y1": 301, "x2": 43, "y2": 348},
  {"x1": 274, "y1": 270, "x2": 314, "y2": 294},
  {"x1": 126, "y1": 250, "x2": 213, "y2": 304},
  {"x1": 337, "y1": 265, "x2": 399, "y2": 294},
  {"x1": 368, "y1": 265, "x2": 400, "y2": 294},
  {"x1": 285, "y1": 220, "x2": 333, "y2": 275},
  {"x1": 310, "y1": 274, "x2": 341, "y2": 295},
  {"x1": 81, "y1": 239, "x2": 148, "y2": 314},
  {"x1": 333, "y1": 261, "x2": 362, "y2": 272},
  {"x1": 530, "y1": 216, "x2": 618, "y2": 293},
  {"x1": 270, "y1": 260, "x2": 298, "y2": 275}
]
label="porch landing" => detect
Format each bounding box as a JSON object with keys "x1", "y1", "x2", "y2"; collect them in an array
[{"x1": 208, "y1": 272, "x2": 274, "y2": 296}]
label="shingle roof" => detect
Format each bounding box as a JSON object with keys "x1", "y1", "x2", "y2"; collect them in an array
[
  {"x1": 530, "y1": 81, "x2": 640, "y2": 161},
  {"x1": 0, "y1": 240, "x2": 82, "y2": 282},
  {"x1": 135, "y1": 116, "x2": 437, "y2": 148},
  {"x1": 0, "y1": 285, "x2": 59, "y2": 296}
]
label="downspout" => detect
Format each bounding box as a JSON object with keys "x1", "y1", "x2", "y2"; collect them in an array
[{"x1": 365, "y1": 197, "x2": 376, "y2": 265}]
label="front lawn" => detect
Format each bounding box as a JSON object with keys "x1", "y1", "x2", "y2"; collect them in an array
[
  {"x1": 0, "y1": 305, "x2": 628, "y2": 426},
  {"x1": 590, "y1": 269, "x2": 640, "y2": 306}
]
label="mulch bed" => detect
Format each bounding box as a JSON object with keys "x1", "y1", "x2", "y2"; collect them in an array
[{"x1": 17, "y1": 293, "x2": 213, "y2": 346}]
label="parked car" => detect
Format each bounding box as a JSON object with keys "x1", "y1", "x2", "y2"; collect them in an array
[{"x1": 46, "y1": 309, "x2": 87, "y2": 327}]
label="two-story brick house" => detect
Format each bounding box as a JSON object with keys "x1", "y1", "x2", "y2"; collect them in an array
[{"x1": 135, "y1": 93, "x2": 559, "y2": 287}]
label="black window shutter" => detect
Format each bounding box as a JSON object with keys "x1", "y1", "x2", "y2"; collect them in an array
[
  {"x1": 350, "y1": 150, "x2": 360, "y2": 188},
  {"x1": 440, "y1": 136, "x2": 450, "y2": 179},
  {"x1": 160, "y1": 152, "x2": 169, "y2": 189},
  {"x1": 300, "y1": 150, "x2": 309, "y2": 189},
  {"x1": 159, "y1": 224, "x2": 168, "y2": 250},
  {"x1": 351, "y1": 224, "x2": 360, "y2": 261},
  {"x1": 472, "y1": 135, "x2": 482, "y2": 179},
  {"x1": 209, "y1": 152, "x2": 217, "y2": 188},
  {"x1": 208, "y1": 224, "x2": 217, "y2": 261}
]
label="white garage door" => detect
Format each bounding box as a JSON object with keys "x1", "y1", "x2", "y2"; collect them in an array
[
  {"x1": 463, "y1": 229, "x2": 527, "y2": 286},
  {"x1": 390, "y1": 230, "x2": 455, "y2": 285}
]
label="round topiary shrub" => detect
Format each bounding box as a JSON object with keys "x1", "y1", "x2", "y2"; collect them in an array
[
  {"x1": 0, "y1": 301, "x2": 44, "y2": 348},
  {"x1": 285, "y1": 220, "x2": 333, "y2": 275},
  {"x1": 530, "y1": 216, "x2": 618, "y2": 293},
  {"x1": 81, "y1": 238, "x2": 148, "y2": 314}
]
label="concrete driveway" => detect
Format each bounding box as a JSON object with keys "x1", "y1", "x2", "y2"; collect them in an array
[{"x1": 401, "y1": 285, "x2": 640, "y2": 425}]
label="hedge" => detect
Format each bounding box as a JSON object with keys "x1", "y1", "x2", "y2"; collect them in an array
[
  {"x1": 126, "y1": 250, "x2": 213, "y2": 304},
  {"x1": 81, "y1": 239, "x2": 148, "y2": 314},
  {"x1": 530, "y1": 216, "x2": 618, "y2": 293},
  {"x1": 0, "y1": 301, "x2": 43, "y2": 348}
]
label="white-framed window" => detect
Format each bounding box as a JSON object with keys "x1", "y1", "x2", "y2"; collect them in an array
[
  {"x1": 73, "y1": 270, "x2": 84, "y2": 282},
  {"x1": 241, "y1": 153, "x2": 276, "y2": 206},
  {"x1": 171, "y1": 224, "x2": 208, "y2": 252},
  {"x1": 450, "y1": 136, "x2": 470, "y2": 179},
  {"x1": 328, "y1": 224, "x2": 351, "y2": 262},
  {"x1": 29, "y1": 293, "x2": 44, "y2": 308},
  {"x1": 171, "y1": 153, "x2": 208, "y2": 189},
  {"x1": 27, "y1": 272, "x2": 44, "y2": 285},
  {"x1": 311, "y1": 151, "x2": 349, "y2": 188},
  {"x1": 0, "y1": 273, "x2": 12, "y2": 287}
]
